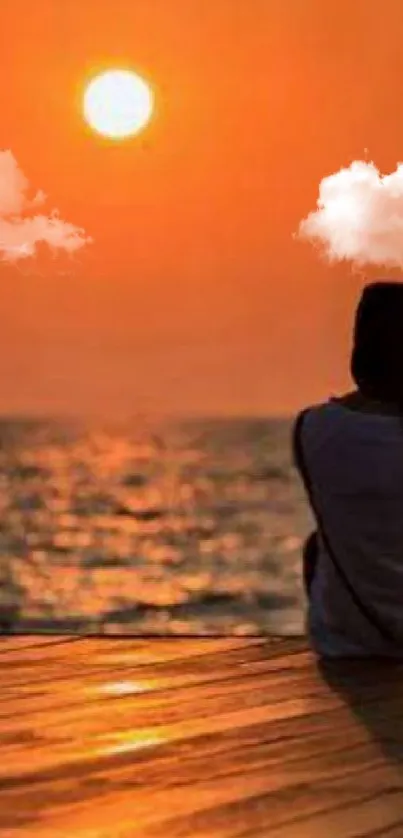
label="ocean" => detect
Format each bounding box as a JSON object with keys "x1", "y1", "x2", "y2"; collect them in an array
[{"x1": 0, "y1": 416, "x2": 313, "y2": 635}]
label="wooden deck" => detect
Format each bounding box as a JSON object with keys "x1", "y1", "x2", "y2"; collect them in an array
[{"x1": 1, "y1": 635, "x2": 403, "y2": 837}]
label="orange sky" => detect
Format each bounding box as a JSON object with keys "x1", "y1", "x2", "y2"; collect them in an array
[{"x1": 1, "y1": 0, "x2": 402, "y2": 417}]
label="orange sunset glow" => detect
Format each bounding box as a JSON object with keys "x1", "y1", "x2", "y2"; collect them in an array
[{"x1": 1, "y1": 0, "x2": 402, "y2": 417}]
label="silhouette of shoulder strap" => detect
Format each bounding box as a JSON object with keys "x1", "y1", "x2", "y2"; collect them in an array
[{"x1": 293, "y1": 408, "x2": 399, "y2": 647}]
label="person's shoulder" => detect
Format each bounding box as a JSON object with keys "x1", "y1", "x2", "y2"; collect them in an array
[
  {"x1": 291, "y1": 401, "x2": 330, "y2": 466},
  {"x1": 291, "y1": 399, "x2": 337, "y2": 456},
  {"x1": 293, "y1": 399, "x2": 334, "y2": 426}
]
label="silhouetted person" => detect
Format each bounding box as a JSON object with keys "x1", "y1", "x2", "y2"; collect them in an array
[{"x1": 293, "y1": 281, "x2": 403, "y2": 658}]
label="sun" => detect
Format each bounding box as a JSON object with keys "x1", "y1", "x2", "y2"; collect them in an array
[{"x1": 83, "y1": 70, "x2": 154, "y2": 139}]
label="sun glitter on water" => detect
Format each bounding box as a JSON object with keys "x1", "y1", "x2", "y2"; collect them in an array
[{"x1": 83, "y1": 69, "x2": 154, "y2": 139}]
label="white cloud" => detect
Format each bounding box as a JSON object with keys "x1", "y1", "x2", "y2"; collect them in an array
[
  {"x1": 0, "y1": 150, "x2": 92, "y2": 263},
  {"x1": 297, "y1": 160, "x2": 403, "y2": 269}
]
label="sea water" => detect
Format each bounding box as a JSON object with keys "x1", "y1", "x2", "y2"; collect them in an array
[{"x1": 0, "y1": 416, "x2": 313, "y2": 635}]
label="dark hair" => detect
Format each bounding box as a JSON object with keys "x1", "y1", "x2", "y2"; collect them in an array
[{"x1": 351, "y1": 281, "x2": 403, "y2": 406}]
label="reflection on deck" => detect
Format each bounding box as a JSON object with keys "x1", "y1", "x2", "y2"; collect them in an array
[{"x1": 1, "y1": 635, "x2": 403, "y2": 836}]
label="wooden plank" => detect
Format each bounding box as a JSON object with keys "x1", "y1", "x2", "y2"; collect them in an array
[
  {"x1": 0, "y1": 637, "x2": 402, "y2": 837},
  {"x1": 0, "y1": 636, "x2": 81, "y2": 654}
]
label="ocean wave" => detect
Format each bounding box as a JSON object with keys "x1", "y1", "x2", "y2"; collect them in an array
[{"x1": 0, "y1": 416, "x2": 310, "y2": 634}]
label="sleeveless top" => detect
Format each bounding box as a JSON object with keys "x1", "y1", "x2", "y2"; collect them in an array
[{"x1": 299, "y1": 399, "x2": 403, "y2": 658}]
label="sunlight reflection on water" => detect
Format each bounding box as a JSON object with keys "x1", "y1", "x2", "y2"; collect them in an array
[{"x1": 0, "y1": 416, "x2": 311, "y2": 635}]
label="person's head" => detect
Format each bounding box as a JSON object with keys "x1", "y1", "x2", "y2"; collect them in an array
[{"x1": 351, "y1": 281, "x2": 403, "y2": 405}]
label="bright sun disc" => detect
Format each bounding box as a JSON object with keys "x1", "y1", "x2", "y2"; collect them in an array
[{"x1": 83, "y1": 70, "x2": 154, "y2": 139}]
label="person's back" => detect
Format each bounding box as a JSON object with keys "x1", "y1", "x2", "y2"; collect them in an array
[
  {"x1": 295, "y1": 282, "x2": 403, "y2": 658},
  {"x1": 298, "y1": 396, "x2": 403, "y2": 657}
]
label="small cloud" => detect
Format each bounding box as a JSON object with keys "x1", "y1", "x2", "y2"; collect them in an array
[
  {"x1": 0, "y1": 150, "x2": 92, "y2": 264},
  {"x1": 296, "y1": 160, "x2": 403, "y2": 270}
]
